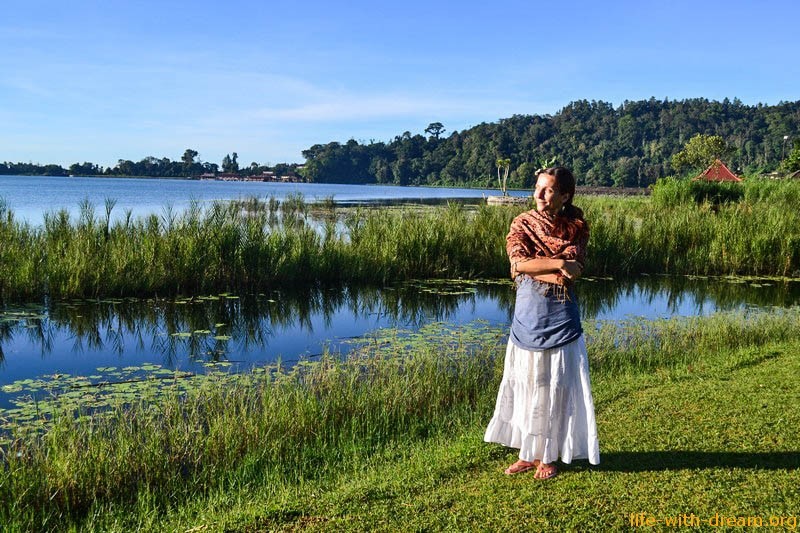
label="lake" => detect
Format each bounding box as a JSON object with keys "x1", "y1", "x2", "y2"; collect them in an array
[
  {"x1": 1, "y1": 175, "x2": 799, "y2": 407},
  {"x1": 0, "y1": 175, "x2": 527, "y2": 224},
  {"x1": 2, "y1": 275, "x2": 798, "y2": 408}
]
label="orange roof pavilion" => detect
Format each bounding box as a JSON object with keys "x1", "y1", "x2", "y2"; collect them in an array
[{"x1": 692, "y1": 159, "x2": 742, "y2": 182}]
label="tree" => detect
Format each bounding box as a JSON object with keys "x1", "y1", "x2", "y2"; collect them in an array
[
  {"x1": 496, "y1": 158, "x2": 511, "y2": 196},
  {"x1": 611, "y1": 156, "x2": 641, "y2": 187},
  {"x1": 181, "y1": 149, "x2": 198, "y2": 167},
  {"x1": 69, "y1": 162, "x2": 101, "y2": 176},
  {"x1": 513, "y1": 162, "x2": 539, "y2": 189},
  {"x1": 116, "y1": 159, "x2": 135, "y2": 176},
  {"x1": 671, "y1": 134, "x2": 734, "y2": 174},
  {"x1": 221, "y1": 152, "x2": 240, "y2": 173},
  {"x1": 425, "y1": 122, "x2": 446, "y2": 139},
  {"x1": 781, "y1": 139, "x2": 800, "y2": 173}
]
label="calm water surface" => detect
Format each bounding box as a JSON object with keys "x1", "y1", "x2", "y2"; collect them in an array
[
  {"x1": 2, "y1": 275, "x2": 798, "y2": 407},
  {"x1": 0, "y1": 175, "x2": 527, "y2": 224}
]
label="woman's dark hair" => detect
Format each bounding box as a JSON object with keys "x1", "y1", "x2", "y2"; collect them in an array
[{"x1": 538, "y1": 166, "x2": 587, "y2": 241}]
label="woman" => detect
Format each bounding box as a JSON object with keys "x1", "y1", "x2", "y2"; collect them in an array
[{"x1": 484, "y1": 166, "x2": 600, "y2": 480}]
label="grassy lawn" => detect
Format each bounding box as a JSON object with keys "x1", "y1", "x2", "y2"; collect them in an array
[{"x1": 72, "y1": 333, "x2": 799, "y2": 532}]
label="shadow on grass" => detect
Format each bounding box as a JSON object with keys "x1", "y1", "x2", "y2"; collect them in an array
[{"x1": 578, "y1": 451, "x2": 800, "y2": 472}]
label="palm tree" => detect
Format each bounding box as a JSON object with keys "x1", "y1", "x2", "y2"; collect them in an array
[{"x1": 496, "y1": 158, "x2": 511, "y2": 196}]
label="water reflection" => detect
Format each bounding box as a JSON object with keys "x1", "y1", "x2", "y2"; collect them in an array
[
  {"x1": 1, "y1": 276, "x2": 799, "y2": 389},
  {"x1": 581, "y1": 275, "x2": 800, "y2": 319}
]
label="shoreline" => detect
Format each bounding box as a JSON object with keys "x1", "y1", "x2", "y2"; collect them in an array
[{"x1": 2, "y1": 173, "x2": 652, "y2": 195}]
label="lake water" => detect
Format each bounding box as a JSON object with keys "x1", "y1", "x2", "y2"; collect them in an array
[
  {"x1": 0, "y1": 175, "x2": 527, "y2": 224},
  {"x1": 1, "y1": 175, "x2": 799, "y2": 407},
  {"x1": 2, "y1": 275, "x2": 798, "y2": 406}
]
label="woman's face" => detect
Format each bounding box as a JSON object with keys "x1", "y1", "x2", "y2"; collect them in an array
[{"x1": 534, "y1": 173, "x2": 571, "y2": 216}]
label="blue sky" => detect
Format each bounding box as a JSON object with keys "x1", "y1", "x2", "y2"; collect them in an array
[{"x1": 1, "y1": 0, "x2": 798, "y2": 168}]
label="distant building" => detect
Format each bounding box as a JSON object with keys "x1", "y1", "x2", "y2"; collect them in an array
[
  {"x1": 692, "y1": 160, "x2": 742, "y2": 182},
  {"x1": 196, "y1": 169, "x2": 304, "y2": 183}
]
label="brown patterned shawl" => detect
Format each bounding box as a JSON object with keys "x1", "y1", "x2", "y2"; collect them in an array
[{"x1": 506, "y1": 209, "x2": 589, "y2": 279}]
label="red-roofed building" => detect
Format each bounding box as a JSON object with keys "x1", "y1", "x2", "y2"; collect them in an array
[{"x1": 692, "y1": 159, "x2": 742, "y2": 182}]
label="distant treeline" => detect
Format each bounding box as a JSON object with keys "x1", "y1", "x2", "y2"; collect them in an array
[
  {"x1": 3, "y1": 98, "x2": 798, "y2": 186},
  {"x1": 301, "y1": 98, "x2": 800, "y2": 187},
  {"x1": 0, "y1": 150, "x2": 302, "y2": 179}
]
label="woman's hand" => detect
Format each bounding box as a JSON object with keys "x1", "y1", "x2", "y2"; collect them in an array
[
  {"x1": 533, "y1": 273, "x2": 563, "y2": 285},
  {"x1": 559, "y1": 260, "x2": 583, "y2": 281},
  {"x1": 513, "y1": 257, "x2": 583, "y2": 282}
]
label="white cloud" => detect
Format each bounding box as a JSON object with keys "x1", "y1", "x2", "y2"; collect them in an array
[
  {"x1": 250, "y1": 91, "x2": 542, "y2": 123},
  {"x1": 254, "y1": 96, "x2": 443, "y2": 121}
]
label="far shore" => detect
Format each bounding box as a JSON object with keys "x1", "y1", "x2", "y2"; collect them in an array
[{"x1": 3, "y1": 173, "x2": 652, "y2": 195}]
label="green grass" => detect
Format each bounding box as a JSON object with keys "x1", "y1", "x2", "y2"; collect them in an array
[
  {"x1": 2, "y1": 310, "x2": 800, "y2": 531},
  {"x1": 271, "y1": 339, "x2": 799, "y2": 532}
]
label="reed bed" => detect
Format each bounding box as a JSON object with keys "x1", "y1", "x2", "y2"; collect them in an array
[
  {"x1": 1, "y1": 182, "x2": 800, "y2": 300},
  {"x1": 651, "y1": 176, "x2": 800, "y2": 207},
  {"x1": 581, "y1": 184, "x2": 800, "y2": 277},
  {"x1": 2, "y1": 309, "x2": 799, "y2": 531}
]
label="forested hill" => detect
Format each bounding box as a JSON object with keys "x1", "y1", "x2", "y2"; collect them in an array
[{"x1": 301, "y1": 98, "x2": 800, "y2": 188}]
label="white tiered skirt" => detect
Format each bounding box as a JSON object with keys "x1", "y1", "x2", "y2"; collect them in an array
[{"x1": 484, "y1": 335, "x2": 600, "y2": 465}]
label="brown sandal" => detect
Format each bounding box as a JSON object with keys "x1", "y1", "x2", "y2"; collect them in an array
[
  {"x1": 504, "y1": 459, "x2": 540, "y2": 475},
  {"x1": 533, "y1": 462, "x2": 558, "y2": 480}
]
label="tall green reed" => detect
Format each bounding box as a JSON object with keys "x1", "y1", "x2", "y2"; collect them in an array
[
  {"x1": 2, "y1": 184, "x2": 800, "y2": 300},
  {"x1": 651, "y1": 176, "x2": 800, "y2": 207},
  {"x1": 582, "y1": 187, "x2": 800, "y2": 276}
]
